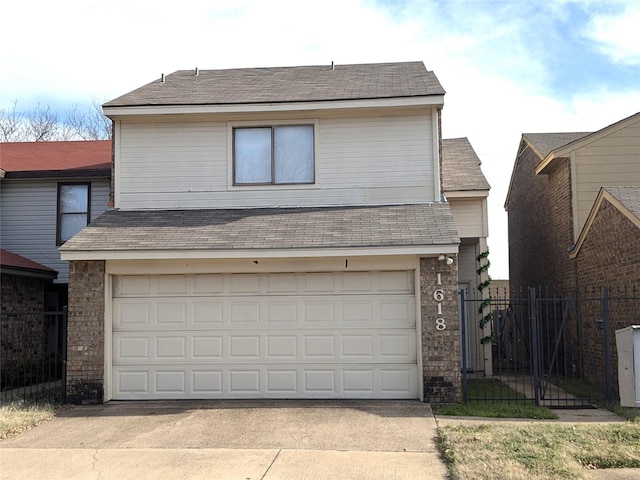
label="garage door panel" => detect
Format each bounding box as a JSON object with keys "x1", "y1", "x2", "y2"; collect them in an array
[
  {"x1": 114, "y1": 272, "x2": 415, "y2": 298},
  {"x1": 115, "y1": 295, "x2": 414, "y2": 330},
  {"x1": 112, "y1": 364, "x2": 418, "y2": 399},
  {"x1": 114, "y1": 329, "x2": 416, "y2": 365},
  {"x1": 112, "y1": 271, "x2": 418, "y2": 400}
]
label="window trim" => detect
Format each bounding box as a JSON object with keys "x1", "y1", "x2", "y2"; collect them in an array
[
  {"x1": 56, "y1": 182, "x2": 91, "y2": 246},
  {"x1": 229, "y1": 120, "x2": 318, "y2": 187}
]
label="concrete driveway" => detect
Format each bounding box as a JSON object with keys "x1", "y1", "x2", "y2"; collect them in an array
[{"x1": 0, "y1": 400, "x2": 448, "y2": 479}]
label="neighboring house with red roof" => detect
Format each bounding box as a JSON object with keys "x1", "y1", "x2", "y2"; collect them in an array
[
  {"x1": 0, "y1": 140, "x2": 111, "y2": 308},
  {"x1": 59, "y1": 62, "x2": 489, "y2": 404}
]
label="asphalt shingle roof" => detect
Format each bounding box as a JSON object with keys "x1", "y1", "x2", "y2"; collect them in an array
[
  {"x1": 60, "y1": 204, "x2": 460, "y2": 253},
  {"x1": 0, "y1": 249, "x2": 57, "y2": 275},
  {"x1": 441, "y1": 138, "x2": 490, "y2": 192},
  {"x1": 604, "y1": 186, "x2": 640, "y2": 221},
  {"x1": 104, "y1": 62, "x2": 445, "y2": 108},
  {"x1": 523, "y1": 132, "x2": 591, "y2": 159}
]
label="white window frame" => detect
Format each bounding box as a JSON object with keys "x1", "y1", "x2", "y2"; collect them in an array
[{"x1": 227, "y1": 119, "x2": 320, "y2": 190}]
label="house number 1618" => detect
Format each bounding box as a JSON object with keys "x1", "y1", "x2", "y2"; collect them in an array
[{"x1": 433, "y1": 273, "x2": 446, "y2": 330}]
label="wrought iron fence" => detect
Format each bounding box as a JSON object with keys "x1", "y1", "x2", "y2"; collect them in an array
[
  {"x1": 0, "y1": 308, "x2": 67, "y2": 404},
  {"x1": 460, "y1": 286, "x2": 640, "y2": 408}
]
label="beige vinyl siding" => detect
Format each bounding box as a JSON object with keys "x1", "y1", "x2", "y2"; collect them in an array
[
  {"x1": 448, "y1": 198, "x2": 488, "y2": 238},
  {"x1": 0, "y1": 179, "x2": 109, "y2": 283},
  {"x1": 573, "y1": 120, "x2": 640, "y2": 236},
  {"x1": 115, "y1": 111, "x2": 435, "y2": 209}
]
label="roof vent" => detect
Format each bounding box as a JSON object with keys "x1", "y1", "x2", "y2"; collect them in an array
[
  {"x1": 195, "y1": 67, "x2": 199, "y2": 76},
  {"x1": 331, "y1": 61, "x2": 334, "y2": 70},
  {"x1": 160, "y1": 73, "x2": 165, "y2": 83}
]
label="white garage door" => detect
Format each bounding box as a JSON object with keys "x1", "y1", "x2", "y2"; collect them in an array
[{"x1": 112, "y1": 271, "x2": 418, "y2": 399}]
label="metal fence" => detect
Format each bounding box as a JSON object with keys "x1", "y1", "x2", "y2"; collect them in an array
[
  {"x1": 0, "y1": 308, "x2": 67, "y2": 404},
  {"x1": 461, "y1": 286, "x2": 640, "y2": 408}
]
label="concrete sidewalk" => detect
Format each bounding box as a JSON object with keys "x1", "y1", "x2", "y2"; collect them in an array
[{"x1": 0, "y1": 400, "x2": 448, "y2": 480}]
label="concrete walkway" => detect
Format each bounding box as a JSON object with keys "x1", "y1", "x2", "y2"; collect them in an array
[{"x1": 0, "y1": 400, "x2": 448, "y2": 480}]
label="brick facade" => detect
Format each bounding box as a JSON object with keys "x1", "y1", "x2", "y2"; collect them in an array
[
  {"x1": 420, "y1": 257, "x2": 461, "y2": 403},
  {"x1": 507, "y1": 147, "x2": 575, "y2": 292},
  {"x1": 572, "y1": 198, "x2": 640, "y2": 387},
  {"x1": 574, "y1": 199, "x2": 640, "y2": 292},
  {"x1": 65, "y1": 257, "x2": 462, "y2": 404},
  {"x1": 66, "y1": 260, "x2": 105, "y2": 404},
  {"x1": 1, "y1": 274, "x2": 48, "y2": 382},
  {"x1": 1, "y1": 274, "x2": 47, "y2": 313}
]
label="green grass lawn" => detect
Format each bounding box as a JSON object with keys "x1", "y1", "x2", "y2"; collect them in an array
[
  {"x1": 432, "y1": 379, "x2": 557, "y2": 419},
  {"x1": 438, "y1": 422, "x2": 640, "y2": 480}
]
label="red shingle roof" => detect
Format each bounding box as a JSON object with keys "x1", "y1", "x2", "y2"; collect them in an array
[
  {"x1": 0, "y1": 140, "x2": 111, "y2": 174},
  {"x1": 0, "y1": 249, "x2": 57, "y2": 276}
]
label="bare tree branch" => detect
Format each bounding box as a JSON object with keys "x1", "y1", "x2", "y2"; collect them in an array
[
  {"x1": 0, "y1": 99, "x2": 112, "y2": 142},
  {"x1": 24, "y1": 103, "x2": 58, "y2": 141},
  {"x1": 0, "y1": 100, "x2": 25, "y2": 141}
]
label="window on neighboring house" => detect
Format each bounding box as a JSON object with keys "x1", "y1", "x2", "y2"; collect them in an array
[
  {"x1": 57, "y1": 183, "x2": 90, "y2": 245},
  {"x1": 233, "y1": 125, "x2": 315, "y2": 185}
]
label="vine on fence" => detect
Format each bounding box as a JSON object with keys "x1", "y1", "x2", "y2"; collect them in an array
[{"x1": 476, "y1": 249, "x2": 494, "y2": 344}]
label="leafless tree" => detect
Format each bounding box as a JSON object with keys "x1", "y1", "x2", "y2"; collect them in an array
[
  {"x1": 0, "y1": 99, "x2": 112, "y2": 142},
  {"x1": 64, "y1": 97, "x2": 112, "y2": 140},
  {"x1": 0, "y1": 100, "x2": 25, "y2": 141},
  {"x1": 24, "y1": 103, "x2": 59, "y2": 141}
]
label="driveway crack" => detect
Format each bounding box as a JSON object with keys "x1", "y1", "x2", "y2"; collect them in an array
[{"x1": 260, "y1": 448, "x2": 282, "y2": 480}]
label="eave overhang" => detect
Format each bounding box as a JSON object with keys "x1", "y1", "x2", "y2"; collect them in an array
[{"x1": 103, "y1": 96, "x2": 445, "y2": 118}]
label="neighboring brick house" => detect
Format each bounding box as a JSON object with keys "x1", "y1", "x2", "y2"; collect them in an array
[
  {"x1": 570, "y1": 186, "x2": 640, "y2": 293},
  {"x1": 505, "y1": 112, "x2": 640, "y2": 293},
  {"x1": 60, "y1": 62, "x2": 490, "y2": 404},
  {"x1": 0, "y1": 141, "x2": 111, "y2": 308},
  {"x1": 569, "y1": 186, "x2": 640, "y2": 387},
  {"x1": 505, "y1": 112, "x2": 640, "y2": 395}
]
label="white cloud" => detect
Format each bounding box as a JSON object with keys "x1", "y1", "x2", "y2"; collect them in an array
[{"x1": 585, "y1": 2, "x2": 640, "y2": 66}]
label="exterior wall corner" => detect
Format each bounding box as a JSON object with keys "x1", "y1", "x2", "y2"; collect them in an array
[
  {"x1": 66, "y1": 260, "x2": 106, "y2": 404},
  {"x1": 420, "y1": 257, "x2": 461, "y2": 403}
]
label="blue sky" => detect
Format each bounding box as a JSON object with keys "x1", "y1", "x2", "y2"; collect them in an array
[{"x1": 2, "y1": 0, "x2": 638, "y2": 278}]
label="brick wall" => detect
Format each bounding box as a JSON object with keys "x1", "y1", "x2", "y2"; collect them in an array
[
  {"x1": 507, "y1": 145, "x2": 575, "y2": 292},
  {"x1": 420, "y1": 257, "x2": 461, "y2": 403},
  {"x1": 573, "y1": 199, "x2": 640, "y2": 388},
  {"x1": 1, "y1": 274, "x2": 47, "y2": 313},
  {"x1": 507, "y1": 147, "x2": 554, "y2": 291},
  {"x1": 66, "y1": 260, "x2": 105, "y2": 404},
  {"x1": 547, "y1": 162, "x2": 577, "y2": 292},
  {"x1": 0, "y1": 274, "x2": 48, "y2": 382}
]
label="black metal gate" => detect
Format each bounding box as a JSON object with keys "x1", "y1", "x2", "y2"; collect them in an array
[
  {"x1": 459, "y1": 287, "x2": 637, "y2": 408},
  {"x1": 0, "y1": 308, "x2": 67, "y2": 404}
]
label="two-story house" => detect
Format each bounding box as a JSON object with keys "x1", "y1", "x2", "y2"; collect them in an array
[
  {"x1": 60, "y1": 62, "x2": 489, "y2": 404},
  {"x1": 0, "y1": 140, "x2": 111, "y2": 309},
  {"x1": 505, "y1": 112, "x2": 640, "y2": 393},
  {"x1": 506, "y1": 112, "x2": 640, "y2": 293}
]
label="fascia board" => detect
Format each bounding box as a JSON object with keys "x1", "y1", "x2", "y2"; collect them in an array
[
  {"x1": 537, "y1": 112, "x2": 640, "y2": 176},
  {"x1": 444, "y1": 190, "x2": 489, "y2": 199},
  {"x1": 61, "y1": 244, "x2": 459, "y2": 261},
  {"x1": 103, "y1": 96, "x2": 445, "y2": 117}
]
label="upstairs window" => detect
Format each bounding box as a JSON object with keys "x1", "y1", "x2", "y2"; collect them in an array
[
  {"x1": 57, "y1": 183, "x2": 90, "y2": 245},
  {"x1": 234, "y1": 125, "x2": 315, "y2": 185}
]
